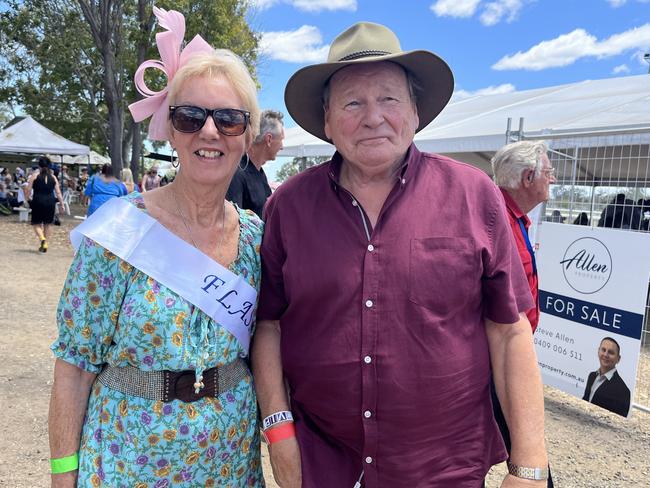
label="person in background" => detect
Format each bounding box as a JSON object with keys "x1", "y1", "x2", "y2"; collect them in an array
[
  {"x1": 253, "y1": 21, "x2": 548, "y2": 488},
  {"x1": 120, "y1": 167, "x2": 137, "y2": 193},
  {"x1": 598, "y1": 193, "x2": 641, "y2": 229},
  {"x1": 141, "y1": 165, "x2": 161, "y2": 192},
  {"x1": 582, "y1": 337, "x2": 631, "y2": 417},
  {"x1": 491, "y1": 140, "x2": 557, "y2": 487},
  {"x1": 48, "y1": 8, "x2": 264, "y2": 487},
  {"x1": 0, "y1": 180, "x2": 12, "y2": 215},
  {"x1": 573, "y1": 212, "x2": 590, "y2": 226},
  {"x1": 23, "y1": 156, "x2": 65, "y2": 252},
  {"x1": 77, "y1": 167, "x2": 89, "y2": 206},
  {"x1": 226, "y1": 109, "x2": 284, "y2": 217},
  {"x1": 84, "y1": 163, "x2": 127, "y2": 216},
  {"x1": 544, "y1": 209, "x2": 565, "y2": 223},
  {"x1": 59, "y1": 165, "x2": 72, "y2": 198}
]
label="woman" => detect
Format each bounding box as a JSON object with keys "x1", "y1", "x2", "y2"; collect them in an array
[
  {"x1": 23, "y1": 156, "x2": 64, "y2": 252},
  {"x1": 84, "y1": 163, "x2": 127, "y2": 216},
  {"x1": 120, "y1": 167, "x2": 137, "y2": 193},
  {"x1": 48, "y1": 9, "x2": 264, "y2": 487}
]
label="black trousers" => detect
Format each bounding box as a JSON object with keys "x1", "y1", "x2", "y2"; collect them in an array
[{"x1": 485, "y1": 380, "x2": 554, "y2": 487}]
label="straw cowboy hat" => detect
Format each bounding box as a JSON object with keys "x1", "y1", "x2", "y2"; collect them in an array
[{"x1": 284, "y1": 22, "x2": 454, "y2": 142}]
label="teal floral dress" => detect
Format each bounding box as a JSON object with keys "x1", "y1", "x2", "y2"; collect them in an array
[{"x1": 51, "y1": 193, "x2": 265, "y2": 487}]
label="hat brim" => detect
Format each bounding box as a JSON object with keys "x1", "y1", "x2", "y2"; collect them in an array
[{"x1": 284, "y1": 50, "x2": 454, "y2": 142}]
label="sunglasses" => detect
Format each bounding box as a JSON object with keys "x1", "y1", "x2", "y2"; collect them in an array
[{"x1": 169, "y1": 105, "x2": 250, "y2": 136}]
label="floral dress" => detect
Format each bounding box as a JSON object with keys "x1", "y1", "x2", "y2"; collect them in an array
[{"x1": 51, "y1": 193, "x2": 265, "y2": 487}]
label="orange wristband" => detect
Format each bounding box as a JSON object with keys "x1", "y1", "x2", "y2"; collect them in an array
[{"x1": 263, "y1": 422, "x2": 296, "y2": 444}]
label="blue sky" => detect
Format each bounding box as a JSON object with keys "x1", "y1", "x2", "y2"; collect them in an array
[{"x1": 250, "y1": 0, "x2": 650, "y2": 127}]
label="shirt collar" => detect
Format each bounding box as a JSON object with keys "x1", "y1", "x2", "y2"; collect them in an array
[
  {"x1": 327, "y1": 143, "x2": 420, "y2": 192},
  {"x1": 500, "y1": 187, "x2": 530, "y2": 226},
  {"x1": 600, "y1": 368, "x2": 617, "y2": 380}
]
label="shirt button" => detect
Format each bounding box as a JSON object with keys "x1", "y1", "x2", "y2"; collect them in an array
[
  {"x1": 367, "y1": 244, "x2": 375, "y2": 252},
  {"x1": 365, "y1": 299, "x2": 373, "y2": 308},
  {"x1": 365, "y1": 456, "x2": 373, "y2": 464},
  {"x1": 363, "y1": 355, "x2": 372, "y2": 364},
  {"x1": 363, "y1": 410, "x2": 372, "y2": 418}
]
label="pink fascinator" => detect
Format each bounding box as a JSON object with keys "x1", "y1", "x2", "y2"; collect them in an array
[{"x1": 128, "y1": 6, "x2": 213, "y2": 141}]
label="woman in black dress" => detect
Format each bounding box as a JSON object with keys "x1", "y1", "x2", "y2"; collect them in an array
[{"x1": 24, "y1": 157, "x2": 64, "y2": 252}]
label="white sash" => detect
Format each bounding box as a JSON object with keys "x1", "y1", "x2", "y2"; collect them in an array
[{"x1": 71, "y1": 197, "x2": 257, "y2": 355}]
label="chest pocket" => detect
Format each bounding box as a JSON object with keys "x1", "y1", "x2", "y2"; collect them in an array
[{"x1": 408, "y1": 237, "x2": 478, "y2": 318}]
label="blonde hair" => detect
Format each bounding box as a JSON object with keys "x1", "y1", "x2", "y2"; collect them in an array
[
  {"x1": 120, "y1": 167, "x2": 134, "y2": 183},
  {"x1": 167, "y1": 50, "x2": 260, "y2": 144}
]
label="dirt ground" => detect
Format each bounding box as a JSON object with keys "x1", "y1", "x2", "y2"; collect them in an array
[{"x1": 1, "y1": 208, "x2": 649, "y2": 488}]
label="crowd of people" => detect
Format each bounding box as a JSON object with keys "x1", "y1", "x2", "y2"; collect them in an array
[{"x1": 0, "y1": 7, "x2": 640, "y2": 488}]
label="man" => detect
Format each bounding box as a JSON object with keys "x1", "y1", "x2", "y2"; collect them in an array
[
  {"x1": 492, "y1": 140, "x2": 556, "y2": 333},
  {"x1": 491, "y1": 141, "x2": 557, "y2": 487},
  {"x1": 226, "y1": 109, "x2": 284, "y2": 217},
  {"x1": 253, "y1": 22, "x2": 548, "y2": 488},
  {"x1": 582, "y1": 337, "x2": 631, "y2": 417}
]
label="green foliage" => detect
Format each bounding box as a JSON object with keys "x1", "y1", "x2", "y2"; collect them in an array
[
  {"x1": 0, "y1": 0, "x2": 259, "y2": 161},
  {"x1": 0, "y1": 0, "x2": 107, "y2": 151},
  {"x1": 276, "y1": 156, "x2": 329, "y2": 183}
]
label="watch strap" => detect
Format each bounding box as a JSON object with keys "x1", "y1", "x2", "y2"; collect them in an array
[{"x1": 506, "y1": 460, "x2": 549, "y2": 481}]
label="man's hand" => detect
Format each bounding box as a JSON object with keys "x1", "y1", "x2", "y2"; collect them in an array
[
  {"x1": 268, "y1": 437, "x2": 302, "y2": 488},
  {"x1": 501, "y1": 474, "x2": 546, "y2": 488}
]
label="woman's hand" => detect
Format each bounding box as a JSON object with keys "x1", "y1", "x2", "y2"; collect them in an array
[
  {"x1": 269, "y1": 437, "x2": 302, "y2": 488},
  {"x1": 51, "y1": 470, "x2": 77, "y2": 488}
]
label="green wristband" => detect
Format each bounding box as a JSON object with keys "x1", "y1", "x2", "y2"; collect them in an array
[{"x1": 51, "y1": 452, "x2": 79, "y2": 474}]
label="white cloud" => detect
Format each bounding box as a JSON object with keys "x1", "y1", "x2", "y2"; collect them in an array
[
  {"x1": 612, "y1": 63, "x2": 631, "y2": 73},
  {"x1": 251, "y1": 0, "x2": 356, "y2": 11},
  {"x1": 606, "y1": 0, "x2": 626, "y2": 6},
  {"x1": 250, "y1": 0, "x2": 280, "y2": 10},
  {"x1": 480, "y1": 0, "x2": 524, "y2": 26},
  {"x1": 292, "y1": 0, "x2": 357, "y2": 12},
  {"x1": 430, "y1": 0, "x2": 481, "y2": 18},
  {"x1": 259, "y1": 26, "x2": 330, "y2": 63},
  {"x1": 633, "y1": 50, "x2": 650, "y2": 66},
  {"x1": 493, "y1": 23, "x2": 650, "y2": 70},
  {"x1": 452, "y1": 83, "x2": 516, "y2": 100}
]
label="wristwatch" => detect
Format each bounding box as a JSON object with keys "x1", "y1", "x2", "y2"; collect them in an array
[{"x1": 506, "y1": 460, "x2": 549, "y2": 481}]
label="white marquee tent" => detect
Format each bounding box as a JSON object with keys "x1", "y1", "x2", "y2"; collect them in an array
[
  {"x1": 0, "y1": 116, "x2": 89, "y2": 156},
  {"x1": 62, "y1": 151, "x2": 111, "y2": 167},
  {"x1": 279, "y1": 74, "x2": 650, "y2": 181}
]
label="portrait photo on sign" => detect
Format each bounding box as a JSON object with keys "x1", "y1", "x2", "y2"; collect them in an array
[{"x1": 581, "y1": 336, "x2": 632, "y2": 417}]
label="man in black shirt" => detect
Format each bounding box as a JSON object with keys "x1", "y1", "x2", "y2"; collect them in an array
[{"x1": 227, "y1": 109, "x2": 285, "y2": 217}]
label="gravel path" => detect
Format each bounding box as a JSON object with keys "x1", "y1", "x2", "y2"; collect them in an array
[{"x1": 0, "y1": 209, "x2": 648, "y2": 488}]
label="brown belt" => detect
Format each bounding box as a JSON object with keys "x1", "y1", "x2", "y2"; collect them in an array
[{"x1": 97, "y1": 357, "x2": 248, "y2": 403}]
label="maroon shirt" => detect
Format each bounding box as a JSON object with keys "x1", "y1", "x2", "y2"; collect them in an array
[
  {"x1": 258, "y1": 145, "x2": 533, "y2": 487},
  {"x1": 500, "y1": 188, "x2": 540, "y2": 332}
]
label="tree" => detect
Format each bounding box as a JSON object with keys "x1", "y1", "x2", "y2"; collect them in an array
[
  {"x1": 0, "y1": 0, "x2": 259, "y2": 176},
  {"x1": 0, "y1": 0, "x2": 107, "y2": 152},
  {"x1": 276, "y1": 156, "x2": 329, "y2": 183}
]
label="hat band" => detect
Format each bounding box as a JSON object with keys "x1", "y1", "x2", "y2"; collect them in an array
[{"x1": 338, "y1": 50, "x2": 392, "y2": 62}]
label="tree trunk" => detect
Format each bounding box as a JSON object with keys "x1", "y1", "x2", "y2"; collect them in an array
[
  {"x1": 77, "y1": 0, "x2": 125, "y2": 173},
  {"x1": 128, "y1": 0, "x2": 155, "y2": 182}
]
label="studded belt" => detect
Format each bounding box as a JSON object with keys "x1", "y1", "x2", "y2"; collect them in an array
[{"x1": 97, "y1": 358, "x2": 248, "y2": 403}]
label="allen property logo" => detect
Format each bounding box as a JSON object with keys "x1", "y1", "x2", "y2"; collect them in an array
[{"x1": 559, "y1": 237, "x2": 612, "y2": 294}]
